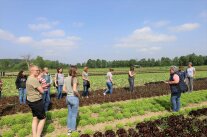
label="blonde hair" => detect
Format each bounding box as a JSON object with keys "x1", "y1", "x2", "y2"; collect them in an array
[{"x1": 83, "y1": 67, "x2": 88, "y2": 72}]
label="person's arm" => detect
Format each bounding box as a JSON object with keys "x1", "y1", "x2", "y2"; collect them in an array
[
  {"x1": 73, "y1": 78, "x2": 80, "y2": 97},
  {"x1": 54, "y1": 73, "x2": 58, "y2": 86},
  {"x1": 15, "y1": 77, "x2": 19, "y2": 89},
  {"x1": 193, "y1": 68, "x2": 196, "y2": 77},
  {"x1": 167, "y1": 74, "x2": 179, "y2": 84},
  {"x1": 109, "y1": 73, "x2": 113, "y2": 83},
  {"x1": 63, "y1": 79, "x2": 67, "y2": 93},
  {"x1": 50, "y1": 75, "x2": 53, "y2": 85}
]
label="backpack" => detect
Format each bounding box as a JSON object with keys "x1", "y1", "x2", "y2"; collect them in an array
[{"x1": 176, "y1": 72, "x2": 188, "y2": 93}]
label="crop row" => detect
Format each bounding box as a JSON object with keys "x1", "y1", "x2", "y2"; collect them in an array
[
  {"x1": 1, "y1": 90, "x2": 207, "y2": 137},
  {"x1": 1, "y1": 71, "x2": 207, "y2": 97},
  {"x1": 1, "y1": 78, "x2": 207, "y2": 116}
]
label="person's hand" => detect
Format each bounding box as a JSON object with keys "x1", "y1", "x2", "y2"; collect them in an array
[{"x1": 165, "y1": 81, "x2": 169, "y2": 84}]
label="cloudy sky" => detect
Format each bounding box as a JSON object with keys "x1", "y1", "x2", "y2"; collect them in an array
[{"x1": 0, "y1": 0, "x2": 207, "y2": 64}]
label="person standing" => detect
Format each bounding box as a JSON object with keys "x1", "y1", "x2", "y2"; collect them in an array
[
  {"x1": 42, "y1": 67, "x2": 52, "y2": 111},
  {"x1": 0, "y1": 78, "x2": 2, "y2": 98},
  {"x1": 82, "y1": 67, "x2": 90, "y2": 98},
  {"x1": 128, "y1": 66, "x2": 136, "y2": 92},
  {"x1": 15, "y1": 70, "x2": 27, "y2": 104},
  {"x1": 55, "y1": 67, "x2": 64, "y2": 99},
  {"x1": 63, "y1": 66, "x2": 80, "y2": 135},
  {"x1": 165, "y1": 66, "x2": 181, "y2": 112},
  {"x1": 103, "y1": 68, "x2": 114, "y2": 95},
  {"x1": 26, "y1": 65, "x2": 47, "y2": 137},
  {"x1": 186, "y1": 62, "x2": 196, "y2": 92}
]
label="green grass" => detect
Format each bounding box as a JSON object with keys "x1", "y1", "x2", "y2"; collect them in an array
[
  {"x1": 1, "y1": 89, "x2": 207, "y2": 137},
  {"x1": 1, "y1": 66, "x2": 207, "y2": 97}
]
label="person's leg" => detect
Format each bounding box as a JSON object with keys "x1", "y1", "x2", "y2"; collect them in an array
[
  {"x1": 132, "y1": 78, "x2": 135, "y2": 92},
  {"x1": 32, "y1": 117, "x2": 38, "y2": 137},
  {"x1": 56, "y1": 86, "x2": 59, "y2": 99},
  {"x1": 19, "y1": 88, "x2": 23, "y2": 104},
  {"x1": 104, "y1": 82, "x2": 110, "y2": 94},
  {"x1": 171, "y1": 95, "x2": 177, "y2": 112},
  {"x1": 109, "y1": 82, "x2": 113, "y2": 94},
  {"x1": 23, "y1": 88, "x2": 27, "y2": 104},
  {"x1": 86, "y1": 86, "x2": 89, "y2": 97},
  {"x1": 59, "y1": 85, "x2": 63, "y2": 98},
  {"x1": 186, "y1": 77, "x2": 191, "y2": 92},
  {"x1": 57, "y1": 85, "x2": 61, "y2": 99},
  {"x1": 36, "y1": 118, "x2": 46, "y2": 137},
  {"x1": 176, "y1": 95, "x2": 181, "y2": 112},
  {"x1": 44, "y1": 91, "x2": 50, "y2": 111},
  {"x1": 82, "y1": 85, "x2": 87, "y2": 97},
  {"x1": 190, "y1": 77, "x2": 194, "y2": 92},
  {"x1": 0, "y1": 90, "x2": 1, "y2": 98},
  {"x1": 70, "y1": 97, "x2": 79, "y2": 131},
  {"x1": 67, "y1": 97, "x2": 73, "y2": 130}
]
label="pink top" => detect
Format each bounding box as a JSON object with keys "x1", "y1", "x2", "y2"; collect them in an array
[{"x1": 173, "y1": 74, "x2": 179, "y2": 83}]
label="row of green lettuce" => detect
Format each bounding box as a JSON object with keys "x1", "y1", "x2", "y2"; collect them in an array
[{"x1": 1, "y1": 90, "x2": 207, "y2": 137}]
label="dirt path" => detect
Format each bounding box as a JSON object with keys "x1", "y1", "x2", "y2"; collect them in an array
[{"x1": 42, "y1": 101, "x2": 207, "y2": 137}]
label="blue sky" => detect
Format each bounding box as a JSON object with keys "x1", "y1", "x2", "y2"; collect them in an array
[{"x1": 0, "y1": 0, "x2": 207, "y2": 64}]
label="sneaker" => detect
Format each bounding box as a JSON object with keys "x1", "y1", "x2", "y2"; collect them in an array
[
  {"x1": 68, "y1": 129, "x2": 72, "y2": 136},
  {"x1": 103, "y1": 93, "x2": 106, "y2": 96}
]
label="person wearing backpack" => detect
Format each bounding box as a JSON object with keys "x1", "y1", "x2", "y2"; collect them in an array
[
  {"x1": 165, "y1": 66, "x2": 182, "y2": 112},
  {"x1": 15, "y1": 70, "x2": 27, "y2": 104},
  {"x1": 55, "y1": 67, "x2": 64, "y2": 99},
  {"x1": 63, "y1": 66, "x2": 80, "y2": 135}
]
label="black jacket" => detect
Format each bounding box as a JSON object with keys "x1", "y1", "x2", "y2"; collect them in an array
[{"x1": 15, "y1": 76, "x2": 27, "y2": 89}]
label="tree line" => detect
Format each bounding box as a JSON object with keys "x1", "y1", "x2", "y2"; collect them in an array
[{"x1": 0, "y1": 53, "x2": 206, "y2": 71}]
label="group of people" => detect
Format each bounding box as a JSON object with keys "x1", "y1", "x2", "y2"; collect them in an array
[
  {"x1": 0, "y1": 62, "x2": 196, "y2": 136},
  {"x1": 166, "y1": 62, "x2": 196, "y2": 112}
]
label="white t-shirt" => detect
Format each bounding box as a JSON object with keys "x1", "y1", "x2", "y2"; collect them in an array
[
  {"x1": 186, "y1": 67, "x2": 195, "y2": 77},
  {"x1": 106, "y1": 72, "x2": 113, "y2": 83}
]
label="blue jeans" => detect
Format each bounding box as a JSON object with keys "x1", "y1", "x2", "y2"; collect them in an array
[
  {"x1": 82, "y1": 81, "x2": 89, "y2": 97},
  {"x1": 57, "y1": 85, "x2": 63, "y2": 99},
  {"x1": 18, "y1": 88, "x2": 26, "y2": 104},
  {"x1": 171, "y1": 93, "x2": 181, "y2": 112},
  {"x1": 104, "y1": 82, "x2": 113, "y2": 94},
  {"x1": 43, "y1": 88, "x2": 50, "y2": 111},
  {"x1": 128, "y1": 78, "x2": 134, "y2": 92},
  {"x1": 66, "y1": 96, "x2": 79, "y2": 131}
]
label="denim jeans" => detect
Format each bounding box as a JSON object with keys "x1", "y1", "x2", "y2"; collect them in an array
[
  {"x1": 171, "y1": 93, "x2": 181, "y2": 112},
  {"x1": 18, "y1": 88, "x2": 27, "y2": 104},
  {"x1": 43, "y1": 88, "x2": 50, "y2": 111},
  {"x1": 57, "y1": 85, "x2": 63, "y2": 99},
  {"x1": 186, "y1": 77, "x2": 193, "y2": 92},
  {"x1": 66, "y1": 96, "x2": 79, "y2": 131},
  {"x1": 0, "y1": 90, "x2": 1, "y2": 98},
  {"x1": 82, "y1": 81, "x2": 89, "y2": 97},
  {"x1": 104, "y1": 82, "x2": 113, "y2": 94},
  {"x1": 128, "y1": 77, "x2": 134, "y2": 92}
]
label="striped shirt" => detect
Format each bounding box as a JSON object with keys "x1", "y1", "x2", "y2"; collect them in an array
[{"x1": 38, "y1": 77, "x2": 48, "y2": 91}]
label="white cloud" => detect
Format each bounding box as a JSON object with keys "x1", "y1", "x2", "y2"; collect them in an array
[
  {"x1": 170, "y1": 23, "x2": 200, "y2": 32},
  {"x1": 153, "y1": 20, "x2": 170, "y2": 28},
  {"x1": 72, "y1": 22, "x2": 84, "y2": 28},
  {"x1": 16, "y1": 36, "x2": 34, "y2": 44},
  {"x1": 143, "y1": 20, "x2": 170, "y2": 28},
  {"x1": 41, "y1": 29, "x2": 65, "y2": 37},
  {"x1": 0, "y1": 29, "x2": 16, "y2": 41},
  {"x1": 0, "y1": 28, "x2": 80, "y2": 49},
  {"x1": 39, "y1": 36, "x2": 80, "y2": 47},
  {"x1": 28, "y1": 19, "x2": 60, "y2": 31},
  {"x1": 115, "y1": 26, "x2": 176, "y2": 52}
]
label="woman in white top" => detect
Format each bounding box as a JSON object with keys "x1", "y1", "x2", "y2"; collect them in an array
[{"x1": 103, "y1": 68, "x2": 114, "y2": 95}]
